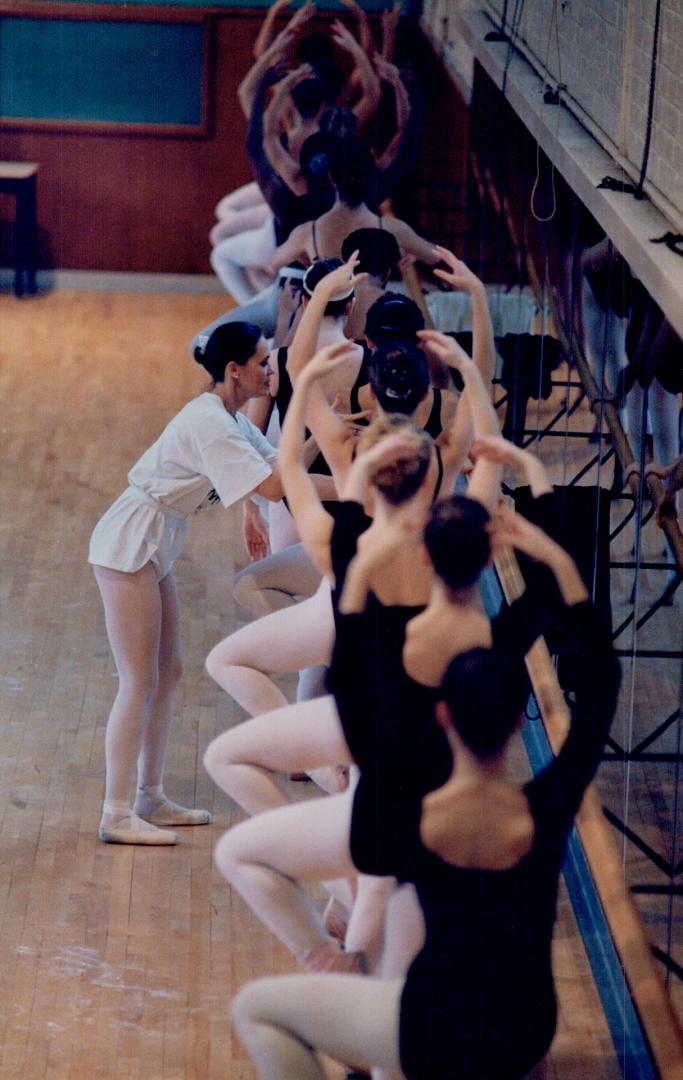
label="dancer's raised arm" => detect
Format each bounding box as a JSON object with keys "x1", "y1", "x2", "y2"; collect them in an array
[
  {"x1": 279, "y1": 341, "x2": 359, "y2": 574},
  {"x1": 253, "y1": 0, "x2": 314, "y2": 59},
  {"x1": 373, "y1": 56, "x2": 411, "y2": 172},
  {"x1": 332, "y1": 19, "x2": 381, "y2": 129},
  {"x1": 432, "y1": 246, "x2": 496, "y2": 384},
  {"x1": 238, "y1": 27, "x2": 294, "y2": 119},
  {"x1": 288, "y1": 253, "x2": 363, "y2": 379},
  {"x1": 263, "y1": 64, "x2": 316, "y2": 196},
  {"x1": 419, "y1": 330, "x2": 500, "y2": 506}
]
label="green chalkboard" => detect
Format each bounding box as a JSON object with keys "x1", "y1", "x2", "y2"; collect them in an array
[{"x1": 0, "y1": 15, "x2": 206, "y2": 127}]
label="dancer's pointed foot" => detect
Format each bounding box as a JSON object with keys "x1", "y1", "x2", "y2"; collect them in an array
[{"x1": 134, "y1": 786, "x2": 212, "y2": 826}]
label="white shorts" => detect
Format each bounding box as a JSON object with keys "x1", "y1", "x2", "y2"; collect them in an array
[{"x1": 88, "y1": 487, "x2": 188, "y2": 582}]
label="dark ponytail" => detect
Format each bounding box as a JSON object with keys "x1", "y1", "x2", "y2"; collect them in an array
[{"x1": 193, "y1": 322, "x2": 262, "y2": 383}]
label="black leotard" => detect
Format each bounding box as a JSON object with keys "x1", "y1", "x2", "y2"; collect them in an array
[
  {"x1": 329, "y1": 491, "x2": 568, "y2": 879},
  {"x1": 397, "y1": 601, "x2": 619, "y2": 1080},
  {"x1": 274, "y1": 347, "x2": 330, "y2": 477},
  {"x1": 349, "y1": 382, "x2": 444, "y2": 441},
  {"x1": 326, "y1": 500, "x2": 451, "y2": 876},
  {"x1": 329, "y1": 491, "x2": 620, "y2": 1078}
]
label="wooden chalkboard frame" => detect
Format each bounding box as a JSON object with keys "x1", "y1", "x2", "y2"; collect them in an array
[{"x1": 0, "y1": 2, "x2": 214, "y2": 137}]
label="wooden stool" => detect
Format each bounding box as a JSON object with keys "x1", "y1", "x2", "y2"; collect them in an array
[{"x1": 0, "y1": 162, "x2": 39, "y2": 297}]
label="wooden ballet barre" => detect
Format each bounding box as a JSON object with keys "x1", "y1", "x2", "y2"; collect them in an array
[{"x1": 494, "y1": 543, "x2": 683, "y2": 1080}]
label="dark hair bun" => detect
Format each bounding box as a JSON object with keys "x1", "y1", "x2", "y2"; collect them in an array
[{"x1": 195, "y1": 322, "x2": 262, "y2": 383}]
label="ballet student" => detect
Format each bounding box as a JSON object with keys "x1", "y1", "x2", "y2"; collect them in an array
[
  {"x1": 271, "y1": 135, "x2": 437, "y2": 272},
  {"x1": 202, "y1": 337, "x2": 499, "y2": 965},
  {"x1": 88, "y1": 321, "x2": 333, "y2": 846},
  {"x1": 230, "y1": 500, "x2": 620, "y2": 1080},
  {"x1": 204, "y1": 251, "x2": 493, "y2": 719}
]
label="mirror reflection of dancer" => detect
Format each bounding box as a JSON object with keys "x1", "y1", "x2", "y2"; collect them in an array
[{"x1": 89, "y1": 323, "x2": 293, "y2": 845}]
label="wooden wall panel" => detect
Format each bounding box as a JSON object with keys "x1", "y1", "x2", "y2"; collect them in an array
[
  {"x1": 0, "y1": 9, "x2": 457, "y2": 274},
  {"x1": 0, "y1": 11, "x2": 263, "y2": 273}
]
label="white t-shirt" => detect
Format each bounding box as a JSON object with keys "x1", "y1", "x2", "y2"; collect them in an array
[{"x1": 127, "y1": 392, "x2": 277, "y2": 516}]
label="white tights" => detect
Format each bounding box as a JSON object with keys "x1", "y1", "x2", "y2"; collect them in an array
[
  {"x1": 210, "y1": 182, "x2": 270, "y2": 247},
  {"x1": 205, "y1": 579, "x2": 334, "y2": 716},
  {"x1": 232, "y1": 973, "x2": 404, "y2": 1080},
  {"x1": 210, "y1": 215, "x2": 276, "y2": 304},
  {"x1": 94, "y1": 563, "x2": 182, "y2": 805},
  {"x1": 232, "y1": 543, "x2": 321, "y2": 617},
  {"x1": 206, "y1": 698, "x2": 387, "y2": 960},
  {"x1": 214, "y1": 788, "x2": 358, "y2": 961}
]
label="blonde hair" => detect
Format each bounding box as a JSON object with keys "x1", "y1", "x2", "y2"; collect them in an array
[{"x1": 357, "y1": 415, "x2": 433, "y2": 505}]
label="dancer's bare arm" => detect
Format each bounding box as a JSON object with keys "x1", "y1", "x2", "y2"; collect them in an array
[
  {"x1": 374, "y1": 57, "x2": 411, "y2": 172},
  {"x1": 332, "y1": 20, "x2": 381, "y2": 130},
  {"x1": 264, "y1": 65, "x2": 314, "y2": 196},
  {"x1": 420, "y1": 330, "x2": 501, "y2": 509},
  {"x1": 432, "y1": 247, "x2": 496, "y2": 384},
  {"x1": 254, "y1": 0, "x2": 314, "y2": 59},
  {"x1": 279, "y1": 342, "x2": 359, "y2": 575}
]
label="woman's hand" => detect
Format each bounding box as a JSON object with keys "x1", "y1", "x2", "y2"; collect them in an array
[
  {"x1": 276, "y1": 61, "x2": 316, "y2": 92},
  {"x1": 418, "y1": 329, "x2": 475, "y2": 373},
  {"x1": 242, "y1": 500, "x2": 270, "y2": 562},
  {"x1": 432, "y1": 246, "x2": 484, "y2": 294}
]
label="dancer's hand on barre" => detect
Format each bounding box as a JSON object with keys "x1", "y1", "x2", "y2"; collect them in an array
[
  {"x1": 489, "y1": 505, "x2": 588, "y2": 605},
  {"x1": 470, "y1": 436, "x2": 552, "y2": 498},
  {"x1": 242, "y1": 500, "x2": 270, "y2": 562},
  {"x1": 432, "y1": 246, "x2": 484, "y2": 295}
]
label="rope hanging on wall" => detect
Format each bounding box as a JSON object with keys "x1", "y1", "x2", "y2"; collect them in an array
[{"x1": 598, "y1": 0, "x2": 663, "y2": 202}]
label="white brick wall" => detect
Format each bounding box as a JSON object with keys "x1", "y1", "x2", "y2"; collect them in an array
[{"x1": 422, "y1": 0, "x2": 683, "y2": 220}]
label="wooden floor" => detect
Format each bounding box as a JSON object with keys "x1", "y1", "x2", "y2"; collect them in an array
[{"x1": 0, "y1": 289, "x2": 677, "y2": 1078}]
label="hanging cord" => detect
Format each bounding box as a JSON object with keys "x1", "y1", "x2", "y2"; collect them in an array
[
  {"x1": 598, "y1": 0, "x2": 662, "y2": 201},
  {"x1": 530, "y1": 0, "x2": 562, "y2": 223},
  {"x1": 634, "y1": 0, "x2": 662, "y2": 200},
  {"x1": 501, "y1": 0, "x2": 526, "y2": 97}
]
